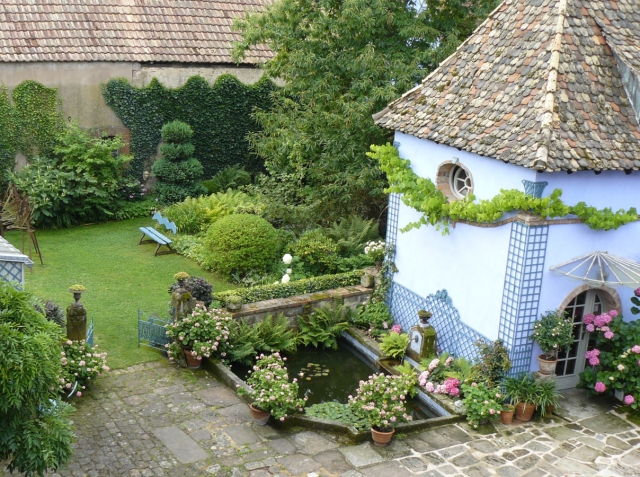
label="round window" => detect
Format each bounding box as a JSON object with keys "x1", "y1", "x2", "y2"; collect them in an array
[{"x1": 449, "y1": 165, "x2": 472, "y2": 199}]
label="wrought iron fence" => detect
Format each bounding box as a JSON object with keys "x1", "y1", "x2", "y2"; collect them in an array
[{"x1": 137, "y1": 309, "x2": 171, "y2": 350}]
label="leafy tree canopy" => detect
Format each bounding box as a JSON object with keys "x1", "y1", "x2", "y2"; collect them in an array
[
  {"x1": 0, "y1": 283, "x2": 74, "y2": 476},
  {"x1": 233, "y1": 0, "x2": 499, "y2": 224}
]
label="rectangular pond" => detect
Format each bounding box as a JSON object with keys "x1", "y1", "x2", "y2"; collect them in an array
[{"x1": 232, "y1": 340, "x2": 437, "y2": 421}]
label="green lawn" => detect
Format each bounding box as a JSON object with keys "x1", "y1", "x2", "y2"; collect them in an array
[{"x1": 5, "y1": 218, "x2": 235, "y2": 370}]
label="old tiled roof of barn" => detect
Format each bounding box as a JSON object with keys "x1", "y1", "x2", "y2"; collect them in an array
[
  {"x1": 374, "y1": 0, "x2": 640, "y2": 172},
  {"x1": 0, "y1": 0, "x2": 272, "y2": 64}
]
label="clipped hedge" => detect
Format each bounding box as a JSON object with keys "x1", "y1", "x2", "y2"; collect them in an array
[{"x1": 214, "y1": 270, "x2": 364, "y2": 305}]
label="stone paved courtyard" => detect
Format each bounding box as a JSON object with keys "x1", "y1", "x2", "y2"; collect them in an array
[{"x1": 3, "y1": 361, "x2": 640, "y2": 477}]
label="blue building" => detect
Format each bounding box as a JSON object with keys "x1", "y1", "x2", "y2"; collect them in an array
[{"x1": 373, "y1": 0, "x2": 640, "y2": 388}]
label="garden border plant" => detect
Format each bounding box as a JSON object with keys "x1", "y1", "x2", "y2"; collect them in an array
[
  {"x1": 369, "y1": 143, "x2": 639, "y2": 233},
  {"x1": 214, "y1": 269, "x2": 363, "y2": 304}
]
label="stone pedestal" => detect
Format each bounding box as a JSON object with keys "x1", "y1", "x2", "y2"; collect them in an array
[
  {"x1": 66, "y1": 302, "x2": 87, "y2": 341},
  {"x1": 172, "y1": 287, "x2": 196, "y2": 320},
  {"x1": 407, "y1": 325, "x2": 437, "y2": 362}
]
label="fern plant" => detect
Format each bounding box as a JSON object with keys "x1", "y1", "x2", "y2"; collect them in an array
[
  {"x1": 202, "y1": 164, "x2": 252, "y2": 194},
  {"x1": 379, "y1": 332, "x2": 410, "y2": 360},
  {"x1": 254, "y1": 314, "x2": 297, "y2": 354},
  {"x1": 227, "y1": 319, "x2": 259, "y2": 364},
  {"x1": 296, "y1": 305, "x2": 351, "y2": 349},
  {"x1": 326, "y1": 215, "x2": 380, "y2": 257}
]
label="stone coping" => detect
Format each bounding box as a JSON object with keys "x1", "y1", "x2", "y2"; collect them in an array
[
  {"x1": 230, "y1": 285, "x2": 372, "y2": 318},
  {"x1": 205, "y1": 326, "x2": 465, "y2": 440}
]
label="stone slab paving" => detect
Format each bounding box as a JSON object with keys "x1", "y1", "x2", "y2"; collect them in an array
[{"x1": 2, "y1": 361, "x2": 640, "y2": 477}]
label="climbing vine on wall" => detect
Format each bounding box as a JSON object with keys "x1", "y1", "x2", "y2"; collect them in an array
[
  {"x1": 368, "y1": 143, "x2": 639, "y2": 233},
  {"x1": 0, "y1": 81, "x2": 64, "y2": 188},
  {"x1": 102, "y1": 74, "x2": 277, "y2": 180}
]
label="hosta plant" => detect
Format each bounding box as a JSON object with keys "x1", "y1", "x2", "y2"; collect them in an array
[
  {"x1": 237, "y1": 353, "x2": 305, "y2": 420},
  {"x1": 379, "y1": 331, "x2": 410, "y2": 360},
  {"x1": 348, "y1": 373, "x2": 418, "y2": 431}
]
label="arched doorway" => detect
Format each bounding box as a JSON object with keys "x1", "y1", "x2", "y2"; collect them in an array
[{"x1": 555, "y1": 287, "x2": 619, "y2": 389}]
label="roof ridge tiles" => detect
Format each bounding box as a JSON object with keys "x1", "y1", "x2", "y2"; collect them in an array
[{"x1": 533, "y1": 0, "x2": 568, "y2": 172}]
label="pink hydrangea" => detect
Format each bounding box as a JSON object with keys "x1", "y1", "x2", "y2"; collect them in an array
[
  {"x1": 589, "y1": 357, "x2": 600, "y2": 366},
  {"x1": 594, "y1": 314, "x2": 611, "y2": 328},
  {"x1": 594, "y1": 382, "x2": 606, "y2": 393},
  {"x1": 390, "y1": 324, "x2": 402, "y2": 334},
  {"x1": 586, "y1": 324, "x2": 595, "y2": 332},
  {"x1": 583, "y1": 314, "x2": 595, "y2": 325},
  {"x1": 604, "y1": 331, "x2": 614, "y2": 339},
  {"x1": 585, "y1": 349, "x2": 600, "y2": 359},
  {"x1": 428, "y1": 358, "x2": 440, "y2": 372},
  {"x1": 635, "y1": 287, "x2": 640, "y2": 297},
  {"x1": 76, "y1": 391, "x2": 82, "y2": 397},
  {"x1": 449, "y1": 387, "x2": 460, "y2": 397},
  {"x1": 631, "y1": 345, "x2": 640, "y2": 354},
  {"x1": 624, "y1": 395, "x2": 635, "y2": 405},
  {"x1": 424, "y1": 382, "x2": 435, "y2": 393},
  {"x1": 609, "y1": 310, "x2": 618, "y2": 318},
  {"x1": 444, "y1": 377, "x2": 460, "y2": 392},
  {"x1": 418, "y1": 371, "x2": 430, "y2": 387}
]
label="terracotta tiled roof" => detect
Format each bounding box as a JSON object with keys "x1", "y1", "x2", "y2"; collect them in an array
[
  {"x1": 374, "y1": 0, "x2": 640, "y2": 172},
  {"x1": 0, "y1": 0, "x2": 272, "y2": 64}
]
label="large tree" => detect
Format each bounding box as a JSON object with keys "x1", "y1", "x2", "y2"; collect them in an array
[
  {"x1": 233, "y1": 0, "x2": 498, "y2": 225},
  {"x1": 0, "y1": 283, "x2": 74, "y2": 476}
]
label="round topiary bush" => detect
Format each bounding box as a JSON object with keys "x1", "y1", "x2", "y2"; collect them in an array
[{"x1": 205, "y1": 214, "x2": 279, "y2": 279}]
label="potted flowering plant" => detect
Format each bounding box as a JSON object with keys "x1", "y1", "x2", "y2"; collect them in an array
[
  {"x1": 225, "y1": 294, "x2": 243, "y2": 312},
  {"x1": 59, "y1": 339, "x2": 109, "y2": 398},
  {"x1": 164, "y1": 305, "x2": 232, "y2": 368},
  {"x1": 530, "y1": 310, "x2": 574, "y2": 375},
  {"x1": 237, "y1": 353, "x2": 305, "y2": 425},
  {"x1": 348, "y1": 373, "x2": 417, "y2": 446},
  {"x1": 460, "y1": 382, "x2": 502, "y2": 428},
  {"x1": 364, "y1": 240, "x2": 386, "y2": 269}
]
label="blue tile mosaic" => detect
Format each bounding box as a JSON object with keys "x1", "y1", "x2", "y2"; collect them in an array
[
  {"x1": 498, "y1": 221, "x2": 548, "y2": 374},
  {"x1": 388, "y1": 282, "x2": 491, "y2": 362}
]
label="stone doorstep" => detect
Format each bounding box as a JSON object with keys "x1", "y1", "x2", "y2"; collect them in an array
[{"x1": 231, "y1": 286, "x2": 372, "y2": 318}]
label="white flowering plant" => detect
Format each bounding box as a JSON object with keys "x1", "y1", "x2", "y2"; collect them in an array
[
  {"x1": 237, "y1": 353, "x2": 305, "y2": 420},
  {"x1": 363, "y1": 240, "x2": 386, "y2": 263},
  {"x1": 530, "y1": 310, "x2": 574, "y2": 359},
  {"x1": 60, "y1": 340, "x2": 109, "y2": 398},
  {"x1": 165, "y1": 305, "x2": 232, "y2": 362},
  {"x1": 348, "y1": 373, "x2": 418, "y2": 431}
]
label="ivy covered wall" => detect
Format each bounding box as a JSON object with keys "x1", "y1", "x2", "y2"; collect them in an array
[
  {"x1": 102, "y1": 74, "x2": 278, "y2": 180},
  {"x1": 0, "y1": 81, "x2": 64, "y2": 187}
]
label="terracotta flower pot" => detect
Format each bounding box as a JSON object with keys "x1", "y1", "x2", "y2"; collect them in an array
[
  {"x1": 515, "y1": 402, "x2": 535, "y2": 422},
  {"x1": 249, "y1": 404, "x2": 270, "y2": 425},
  {"x1": 537, "y1": 355, "x2": 558, "y2": 375},
  {"x1": 183, "y1": 349, "x2": 202, "y2": 369},
  {"x1": 371, "y1": 427, "x2": 395, "y2": 446},
  {"x1": 500, "y1": 405, "x2": 515, "y2": 424}
]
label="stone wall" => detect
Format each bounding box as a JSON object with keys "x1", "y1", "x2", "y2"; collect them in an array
[{"x1": 229, "y1": 285, "x2": 372, "y2": 327}]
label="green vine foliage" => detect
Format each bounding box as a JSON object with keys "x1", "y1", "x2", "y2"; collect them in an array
[
  {"x1": 368, "y1": 143, "x2": 638, "y2": 233},
  {"x1": 0, "y1": 81, "x2": 64, "y2": 188},
  {"x1": 102, "y1": 75, "x2": 277, "y2": 180}
]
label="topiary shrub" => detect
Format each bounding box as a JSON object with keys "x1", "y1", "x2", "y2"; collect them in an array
[
  {"x1": 290, "y1": 229, "x2": 339, "y2": 275},
  {"x1": 152, "y1": 120, "x2": 207, "y2": 204},
  {"x1": 205, "y1": 214, "x2": 278, "y2": 279}
]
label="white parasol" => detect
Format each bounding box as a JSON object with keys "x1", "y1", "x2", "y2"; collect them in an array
[{"x1": 549, "y1": 251, "x2": 640, "y2": 289}]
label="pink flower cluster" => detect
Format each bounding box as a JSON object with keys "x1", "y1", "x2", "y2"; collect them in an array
[
  {"x1": 585, "y1": 348, "x2": 601, "y2": 366},
  {"x1": 583, "y1": 312, "x2": 615, "y2": 338},
  {"x1": 390, "y1": 324, "x2": 402, "y2": 334},
  {"x1": 624, "y1": 395, "x2": 635, "y2": 405},
  {"x1": 594, "y1": 381, "x2": 606, "y2": 393},
  {"x1": 632, "y1": 345, "x2": 640, "y2": 354},
  {"x1": 443, "y1": 377, "x2": 460, "y2": 397}
]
